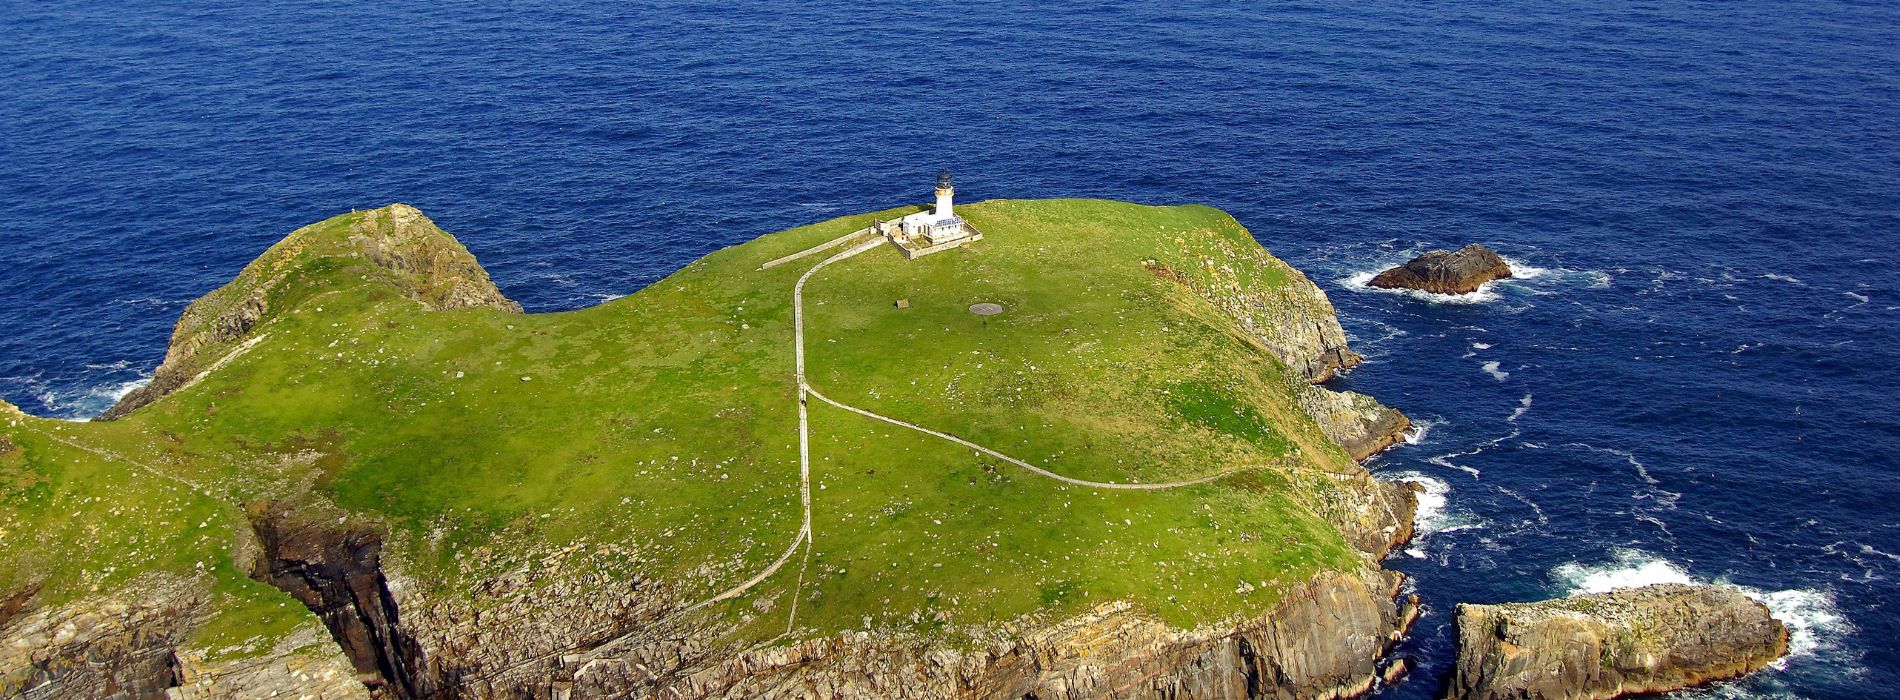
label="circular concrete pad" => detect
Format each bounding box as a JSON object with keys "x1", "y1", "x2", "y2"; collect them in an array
[{"x1": 969, "y1": 303, "x2": 1005, "y2": 316}]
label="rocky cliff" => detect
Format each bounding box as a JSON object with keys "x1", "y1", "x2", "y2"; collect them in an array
[
  {"x1": 1367, "y1": 245, "x2": 1512, "y2": 296},
  {"x1": 229, "y1": 497, "x2": 1417, "y2": 700},
  {"x1": 1144, "y1": 243, "x2": 1411, "y2": 463},
  {"x1": 1448, "y1": 583, "x2": 1788, "y2": 700},
  {"x1": 96, "y1": 204, "x2": 519, "y2": 421},
  {"x1": 569, "y1": 569, "x2": 1417, "y2": 700}
]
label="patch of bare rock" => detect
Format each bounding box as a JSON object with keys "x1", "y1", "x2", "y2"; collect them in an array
[
  {"x1": 1369, "y1": 244, "x2": 1513, "y2": 295},
  {"x1": 1449, "y1": 582, "x2": 1789, "y2": 700}
]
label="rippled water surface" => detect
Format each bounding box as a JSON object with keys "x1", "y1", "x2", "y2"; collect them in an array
[{"x1": 3, "y1": 2, "x2": 1897, "y2": 696}]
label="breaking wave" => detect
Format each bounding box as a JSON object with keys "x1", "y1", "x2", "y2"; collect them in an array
[{"x1": 1389, "y1": 472, "x2": 1485, "y2": 558}]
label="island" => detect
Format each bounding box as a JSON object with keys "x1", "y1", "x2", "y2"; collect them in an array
[
  {"x1": 1, "y1": 189, "x2": 1419, "y2": 699},
  {"x1": 1450, "y1": 583, "x2": 1789, "y2": 699},
  {"x1": 1368, "y1": 244, "x2": 1513, "y2": 296}
]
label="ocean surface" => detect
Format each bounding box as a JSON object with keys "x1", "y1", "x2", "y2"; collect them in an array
[{"x1": 2, "y1": 1, "x2": 1896, "y2": 696}]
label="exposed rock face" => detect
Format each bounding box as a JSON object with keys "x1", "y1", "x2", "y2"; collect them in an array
[
  {"x1": 1450, "y1": 583, "x2": 1789, "y2": 700},
  {"x1": 1368, "y1": 244, "x2": 1512, "y2": 295},
  {"x1": 0, "y1": 569, "x2": 365, "y2": 700},
  {"x1": 232, "y1": 487, "x2": 1413, "y2": 699},
  {"x1": 1144, "y1": 247, "x2": 1411, "y2": 463},
  {"x1": 559, "y1": 570, "x2": 1415, "y2": 700},
  {"x1": 0, "y1": 575, "x2": 200, "y2": 700},
  {"x1": 97, "y1": 204, "x2": 519, "y2": 421},
  {"x1": 1144, "y1": 258, "x2": 1362, "y2": 384},
  {"x1": 1295, "y1": 385, "x2": 1412, "y2": 462},
  {"x1": 168, "y1": 624, "x2": 369, "y2": 700}
]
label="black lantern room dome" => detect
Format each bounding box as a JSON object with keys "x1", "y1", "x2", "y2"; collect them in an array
[{"x1": 936, "y1": 170, "x2": 953, "y2": 189}]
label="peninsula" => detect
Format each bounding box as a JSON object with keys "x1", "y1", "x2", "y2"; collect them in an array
[{"x1": 1, "y1": 192, "x2": 1418, "y2": 698}]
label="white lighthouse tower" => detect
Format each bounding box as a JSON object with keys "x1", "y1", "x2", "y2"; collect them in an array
[{"x1": 933, "y1": 170, "x2": 954, "y2": 218}]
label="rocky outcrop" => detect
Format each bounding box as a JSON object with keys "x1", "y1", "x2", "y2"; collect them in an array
[
  {"x1": 1145, "y1": 258, "x2": 1362, "y2": 384},
  {"x1": 0, "y1": 572, "x2": 368, "y2": 700},
  {"x1": 1368, "y1": 245, "x2": 1511, "y2": 296},
  {"x1": 1295, "y1": 385, "x2": 1412, "y2": 462},
  {"x1": 266, "y1": 473, "x2": 1419, "y2": 700},
  {"x1": 168, "y1": 624, "x2": 368, "y2": 700},
  {"x1": 243, "y1": 500, "x2": 424, "y2": 698},
  {"x1": 1142, "y1": 234, "x2": 1412, "y2": 463},
  {"x1": 97, "y1": 204, "x2": 519, "y2": 421},
  {"x1": 0, "y1": 574, "x2": 201, "y2": 700},
  {"x1": 1449, "y1": 583, "x2": 1789, "y2": 700}
]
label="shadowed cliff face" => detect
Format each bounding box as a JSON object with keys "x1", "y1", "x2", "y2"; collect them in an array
[{"x1": 244, "y1": 501, "x2": 425, "y2": 699}]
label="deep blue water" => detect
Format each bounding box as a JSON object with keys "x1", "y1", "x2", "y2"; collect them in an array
[{"x1": 3, "y1": 1, "x2": 1897, "y2": 697}]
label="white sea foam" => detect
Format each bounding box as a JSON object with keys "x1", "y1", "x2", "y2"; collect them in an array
[
  {"x1": 1472, "y1": 342, "x2": 1493, "y2": 350},
  {"x1": 1339, "y1": 270, "x2": 1504, "y2": 305},
  {"x1": 1761, "y1": 273, "x2": 1805, "y2": 285},
  {"x1": 1499, "y1": 256, "x2": 1548, "y2": 280},
  {"x1": 1481, "y1": 361, "x2": 1509, "y2": 381},
  {"x1": 1507, "y1": 393, "x2": 1532, "y2": 422},
  {"x1": 1555, "y1": 549, "x2": 1697, "y2": 593},
  {"x1": 1388, "y1": 472, "x2": 1484, "y2": 557},
  {"x1": 1566, "y1": 442, "x2": 1659, "y2": 485},
  {"x1": 1745, "y1": 588, "x2": 1850, "y2": 668},
  {"x1": 1844, "y1": 291, "x2": 1869, "y2": 304},
  {"x1": 51, "y1": 377, "x2": 152, "y2": 421},
  {"x1": 1403, "y1": 417, "x2": 1442, "y2": 445}
]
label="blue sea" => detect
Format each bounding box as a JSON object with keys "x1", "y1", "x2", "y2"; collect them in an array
[{"x1": 2, "y1": 1, "x2": 1896, "y2": 697}]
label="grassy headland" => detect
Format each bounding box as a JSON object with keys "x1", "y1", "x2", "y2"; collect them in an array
[{"x1": 0, "y1": 199, "x2": 1381, "y2": 659}]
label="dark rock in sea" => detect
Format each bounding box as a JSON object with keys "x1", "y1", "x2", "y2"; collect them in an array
[
  {"x1": 1449, "y1": 583, "x2": 1789, "y2": 700},
  {"x1": 1369, "y1": 244, "x2": 1513, "y2": 295}
]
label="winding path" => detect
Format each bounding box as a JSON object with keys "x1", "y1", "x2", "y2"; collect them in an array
[{"x1": 691, "y1": 231, "x2": 1238, "y2": 616}]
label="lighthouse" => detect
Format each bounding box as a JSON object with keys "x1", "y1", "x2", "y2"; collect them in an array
[
  {"x1": 887, "y1": 170, "x2": 984, "y2": 259},
  {"x1": 934, "y1": 170, "x2": 954, "y2": 218}
]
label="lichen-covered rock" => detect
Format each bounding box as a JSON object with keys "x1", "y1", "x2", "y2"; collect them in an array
[
  {"x1": 96, "y1": 204, "x2": 519, "y2": 421},
  {"x1": 1369, "y1": 244, "x2": 1512, "y2": 295},
  {"x1": 1449, "y1": 583, "x2": 1789, "y2": 700}
]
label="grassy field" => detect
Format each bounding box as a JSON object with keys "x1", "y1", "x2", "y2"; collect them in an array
[{"x1": 0, "y1": 198, "x2": 1373, "y2": 657}]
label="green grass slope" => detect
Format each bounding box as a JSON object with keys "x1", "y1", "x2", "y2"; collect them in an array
[{"x1": 0, "y1": 199, "x2": 1383, "y2": 656}]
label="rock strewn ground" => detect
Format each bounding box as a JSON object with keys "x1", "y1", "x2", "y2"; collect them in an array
[
  {"x1": 1449, "y1": 583, "x2": 1788, "y2": 700},
  {"x1": 1368, "y1": 244, "x2": 1512, "y2": 296}
]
